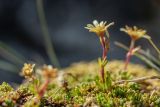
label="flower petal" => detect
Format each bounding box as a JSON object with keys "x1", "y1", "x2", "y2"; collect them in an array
[
  {"x1": 93, "y1": 20, "x2": 99, "y2": 26},
  {"x1": 87, "y1": 24, "x2": 94, "y2": 28},
  {"x1": 100, "y1": 21, "x2": 104, "y2": 27},
  {"x1": 106, "y1": 22, "x2": 114, "y2": 28}
]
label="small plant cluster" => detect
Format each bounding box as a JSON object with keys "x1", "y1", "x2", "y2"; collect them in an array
[
  {"x1": 0, "y1": 20, "x2": 160, "y2": 107},
  {"x1": 0, "y1": 63, "x2": 58, "y2": 106},
  {"x1": 85, "y1": 20, "x2": 114, "y2": 83},
  {"x1": 0, "y1": 63, "x2": 160, "y2": 107},
  {"x1": 120, "y1": 26, "x2": 160, "y2": 71}
]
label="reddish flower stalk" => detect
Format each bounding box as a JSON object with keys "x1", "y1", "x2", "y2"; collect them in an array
[
  {"x1": 38, "y1": 65, "x2": 57, "y2": 98},
  {"x1": 124, "y1": 40, "x2": 135, "y2": 70},
  {"x1": 101, "y1": 36, "x2": 107, "y2": 59},
  {"x1": 38, "y1": 78, "x2": 50, "y2": 98},
  {"x1": 100, "y1": 36, "x2": 109, "y2": 82}
]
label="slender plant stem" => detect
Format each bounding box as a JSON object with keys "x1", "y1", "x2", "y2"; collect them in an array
[
  {"x1": 124, "y1": 40, "x2": 135, "y2": 70},
  {"x1": 115, "y1": 42, "x2": 160, "y2": 72},
  {"x1": 101, "y1": 36, "x2": 107, "y2": 59},
  {"x1": 38, "y1": 78, "x2": 50, "y2": 98},
  {"x1": 100, "y1": 66, "x2": 105, "y2": 83},
  {"x1": 99, "y1": 36, "x2": 107, "y2": 83},
  {"x1": 36, "y1": 0, "x2": 60, "y2": 68},
  {"x1": 148, "y1": 39, "x2": 160, "y2": 55},
  {"x1": 115, "y1": 75, "x2": 160, "y2": 84}
]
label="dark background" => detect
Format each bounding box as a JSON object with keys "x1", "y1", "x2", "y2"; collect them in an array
[{"x1": 0, "y1": 0, "x2": 160, "y2": 83}]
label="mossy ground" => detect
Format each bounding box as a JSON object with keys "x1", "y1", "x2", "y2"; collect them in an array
[{"x1": 0, "y1": 60, "x2": 160, "y2": 107}]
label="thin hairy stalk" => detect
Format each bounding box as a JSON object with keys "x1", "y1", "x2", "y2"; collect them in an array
[
  {"x1": 124, "y1": 40, "x2": 135, "y2": 70},
  {"x1": 100, "y1": 36, "x2": 107, "y2": 59},
  {"x1": 148, "y1": 39, "x2": 160, "y2": 55},
  {"x1": 100, "y1": 36, "x2": 106, "y2": 83},
  {"x1": 38, "y1": 78, "x2": 50, "y2": 98},
  {"x1": 99, "y1": 36, "x2": 108, "y2": 83},
  {"x1": 36, "y1": 0, "x2": 60, "y2": 68},
  {"x1": 100, "y1": 66, "x2": 105, "y2": 83},
  {"x1": 115, "y1": 75, "x2": 160, "y2": 84}
]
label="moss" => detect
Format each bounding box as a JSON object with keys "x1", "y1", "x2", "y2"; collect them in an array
[
  {"x1": 0, "y1": 82, "x2": 14, "y2": 104},
  {"x1": 0, "y1": 61, "x2": 160, "y2": 106},
  {"x1": 0, "y1": 82, "x2": 13, "y2": 94}
]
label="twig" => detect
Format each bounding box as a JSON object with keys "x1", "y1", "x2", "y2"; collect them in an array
[{"x1": 115, "y1": 75, "x2": 160, "y2": 84}]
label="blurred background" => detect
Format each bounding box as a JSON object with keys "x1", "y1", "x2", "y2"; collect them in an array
[{"x1": 0, "y1": 0, "x2": 160, "y2": 83}]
